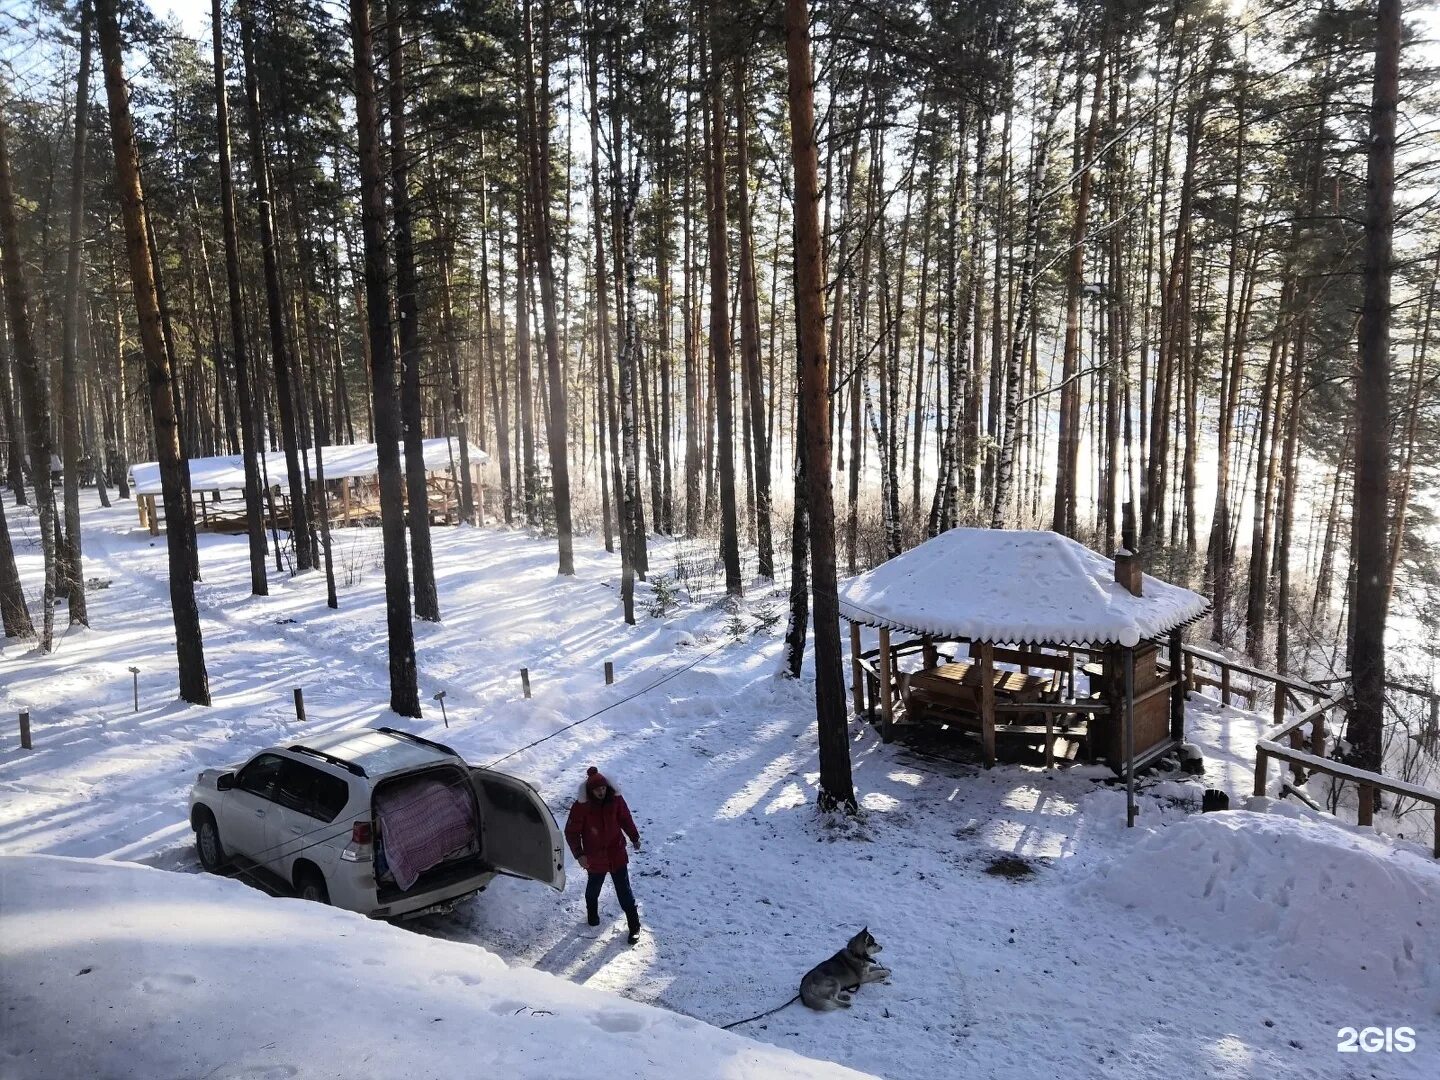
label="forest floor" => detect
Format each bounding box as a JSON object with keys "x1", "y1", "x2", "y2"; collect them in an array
[{"x1": 1, "y1": 492, "x2": 1437, "y2": 1079}]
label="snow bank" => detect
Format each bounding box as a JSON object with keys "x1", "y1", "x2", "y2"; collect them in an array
[
  {"x1": 0, "y1": 855, "x2": 875, "y2": 1080},
  {"x1": 1086, "y1": 809, "x2": 1440, "y2": 1004}
]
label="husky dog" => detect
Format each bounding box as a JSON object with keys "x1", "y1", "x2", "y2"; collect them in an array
[{"x1": 799, "y1": 928, "x2": 891, "y2": 1010}]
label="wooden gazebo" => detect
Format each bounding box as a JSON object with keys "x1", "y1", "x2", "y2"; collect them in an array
[
  {"x1": 839, "y1": 529, "x2": 1210, "y2": 783},
  {"x1": 129, "y1": 437, "x2": 486, "y2": 536}
]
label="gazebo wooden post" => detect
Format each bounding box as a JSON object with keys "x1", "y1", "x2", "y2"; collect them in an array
[
  {"x1": 978, "y1": 641, "x2": 997, "y2": 767},
  {"x1": 146, "y1": 495, "x2": 159, "y2": 536},
  {"x1": 1169, "y1": 630, "x2": 1186, "y2": 742},
  {"x1": 137, "y1": 495, "x2": 148, "y2": 530},
  {"x1": 340, "y1": 480, "x2": 351, "y2": 525},
  {"x1": 878, "y1": 626, "x2": 894, "y2": 742},
  {"x1": 1124, "y1": 645, "x2": 1137, "y2": 826},
  {"x1": 922, "y1": 637, "x2": 937, "y2": 670},
  {"x1": 849, "y1": 621, "x2": 865, "y2": 718}
]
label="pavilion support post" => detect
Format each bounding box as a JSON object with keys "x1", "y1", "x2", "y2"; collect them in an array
[
  {"x1": 474, "y1": 466, "x2": 484, "y2": 525},
  {"x1": 979, "y1": 641, "x2": 997, "y2": 767},
  {"x1": 341, "y1": 480, "x2": 351, "y2": 525},
  {"x1": 1124, "y1": 645, "x2": 1137, "y2": 827},
  {"x1": 1169, "y1": 630, "x2": 1185, "y2": 742},
  {"x1": 922, "y1": 638, "x2": 937, "y2": 671},
  {"x1": 137, "y1": 496, "x2": 148, "y2": 530},
  {"x1": 849, "y1": 621, "x2": 864, "y2": 719},
  {"x1": 147, "y1": 495, "x2": 159, "y2": 536},
  {"x1": 878, "y1": 626, "x2": 893, "y2": 742}
]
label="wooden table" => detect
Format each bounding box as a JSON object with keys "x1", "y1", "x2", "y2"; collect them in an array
[{"x1": 907, "y1": 661, "x2": 1050, "y2": 706}]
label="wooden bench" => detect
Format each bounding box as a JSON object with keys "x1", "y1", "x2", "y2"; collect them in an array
[{"x1": 900, "y1": 648, "x2": 1079, "y2": 767}]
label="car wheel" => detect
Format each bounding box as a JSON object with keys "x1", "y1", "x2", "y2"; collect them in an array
[
  {"x1": 195, "y1": 811, "x2": 228, "y2": 873},
  {"x1": 297, "y1": 869, "x2": 330, "y2": 905}
]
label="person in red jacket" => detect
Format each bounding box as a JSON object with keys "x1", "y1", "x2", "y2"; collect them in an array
[{"x1": 564, "y1": 766, "x2": 643, "y2": 943}]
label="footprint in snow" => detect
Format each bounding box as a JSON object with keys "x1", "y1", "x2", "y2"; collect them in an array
[
  {"x1": 137, "y1": 972, "x2": 198, "y2": 993},
  {"x1": 590, "y1": 1010, "x2": 646, "y2": 1034}
]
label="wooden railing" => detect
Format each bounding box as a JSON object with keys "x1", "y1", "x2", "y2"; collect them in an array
[
  {"x1": 850, "y1": 632, "x2": 1440, "y2": 855},
  {"x1": 1253, "y1": 691, "x2": 1440, "y2": 858}
]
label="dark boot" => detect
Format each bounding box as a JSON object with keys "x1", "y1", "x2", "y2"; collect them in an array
[
  {"x1": 625, "y1": 906, "x2": 641, "y2": 945},
  {"x1": 586, "y1": 901, "x2": 600, "y2": 927}
]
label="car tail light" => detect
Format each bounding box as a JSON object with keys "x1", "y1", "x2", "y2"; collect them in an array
[{"x1": 351, "y1": 820, "x2": 373, "y2": 844}]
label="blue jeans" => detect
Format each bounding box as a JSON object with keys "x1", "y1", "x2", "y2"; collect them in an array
[{"x1": 586, "y1": 866, "x2": 637, "y2": 924}]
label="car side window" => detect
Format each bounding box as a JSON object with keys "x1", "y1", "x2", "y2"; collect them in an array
[
  {"x1": 236, "y1": 754, "x2": 285, "y2": 801},
  {"x1": 311, "y1": 772, "x2": 350, "y2": 823},
  {"x1": 274, "y1": 759, "x2": 350, "y2": 823}
]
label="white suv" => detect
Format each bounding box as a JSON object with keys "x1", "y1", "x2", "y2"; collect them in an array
[{"x1": 189, "y1": 727, "x2": 565, "y2": 919}]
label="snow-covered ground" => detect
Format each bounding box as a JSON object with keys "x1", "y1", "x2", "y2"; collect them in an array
[{"x1": 2, "y1": 493, "x2": 1438, "y2": 1079}]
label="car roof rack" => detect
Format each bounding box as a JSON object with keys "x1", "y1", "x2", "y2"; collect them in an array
[
  {"x1": 375, "y1": 726, "x2": 459, "y2": 759},
  {"x1": 288, "y1": 744, "x2": 367, "y2": 777}
]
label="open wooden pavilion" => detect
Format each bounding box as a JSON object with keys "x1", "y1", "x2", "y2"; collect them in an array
[
  {"x1": 128, "y1": 437, "x2": 486, "y2": 536},
  {"x1": 839, "y1": 529, "x2": 1210, "y2": 776}
]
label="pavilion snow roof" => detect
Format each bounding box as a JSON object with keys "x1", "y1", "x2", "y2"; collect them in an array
[
  {"x1": 837, "y1": 527, "x2": 1209, "y2": 648},
  {"x1": 128, "y1": 437, "x2": 487, "y2": 497}
]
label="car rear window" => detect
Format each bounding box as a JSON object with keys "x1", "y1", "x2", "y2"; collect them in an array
[{"x1": 275, "y1": 759, "x2": 350, "y2": 823}]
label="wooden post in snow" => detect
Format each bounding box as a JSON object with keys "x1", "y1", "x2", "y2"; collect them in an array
[
  {"x1": 18, "y1": 709, "x2": 31, "y2": 750},
  {"x1": 1169, "y1": 630, "x2": 1185, "y2": 743},
  {"x1": 520, "y1": 667, "x2": 531, "y2": 699},
  {"x1": 979, "y1": 641, "x2": 997, "y2": 767},
  {"x1": 878, "y1": 626, "x2": 893, "y2": 742},
  {"x1": 848, "y1": 622, "x2": 866, "y2": 718}
]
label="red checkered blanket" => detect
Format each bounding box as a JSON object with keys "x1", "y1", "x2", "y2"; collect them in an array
[{"x1": 376, "y1": 775, "x2": 477, "y2": 892}]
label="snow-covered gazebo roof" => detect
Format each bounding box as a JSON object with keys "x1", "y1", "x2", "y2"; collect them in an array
[
  {"x1": 129, "y1": 437, "x2": 486, "y2": 497},
  {"x1": 838, "y1": 528, "x2": 1209, "y2": 648}
]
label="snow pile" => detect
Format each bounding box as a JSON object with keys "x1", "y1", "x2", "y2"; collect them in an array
[
  {"x1": 0, "y1": 854, "x2": 876, "y2": 1080},
  {"x1": 1087, "y1": 809, "x2": 1440, "y2": 1004},
  {"x1": 837, "y1": 527, "x2": 1208, "y2": 647}
]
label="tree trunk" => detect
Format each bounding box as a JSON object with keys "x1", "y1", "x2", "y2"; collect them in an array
[
  {"x1": 524, "y1": 0, "x2": 575, "y2": 575},
  {"x1": 1052, "y1": 48, "x2": 1104, "y2": 538},
  {"x1": 239, "y1": 0, "x2": 313, "y2": 571},
  {"x1": 386, "y1": 0, "x2": 440, "y2": 620},
  {"x1": 735, "y1": 61, "x2": 772, "y2": 578},
  {"x1": 619, "y1": 172, "x2": 642, "y2": 625},
  {"x1": 350, "y1": 0, "x2": 419, "y2": 717},
  {"x1": 1346, "y1": 0, "x2": 1399, "y2": 775},
  {"x1": 212, "y1": 0, "x2": 268, "y2": 598},
  {"x1": 783, "y1": 401, "x2": 809, "y2": 678},
  {"x1": 0, "y1": 117, "x2": 60, "y2": 651},
  {"x1": 0, "y1": 493, "x2": 31, "y2": 638},
  {"x1": 992, "y1": 47, "x2": 1069, "y2": 527},
  {"x1": 438, "y1": 226, "x2": 475, "y2": 525},
  {"x1": 682, "y1": 29, "x2": 701, "y2": 537},
  {"x1": 58, "y1": 0, "x2": 93, "y2": 626},
  {"x1": 785, "y1": 0, "x2": 855, "y2": 813},
  {"x1": 705, "y1": 7, "x2": 742, "y2": 596},
  {"x1": 94, "y1": 0, "x2": 210, "y2": 702}
]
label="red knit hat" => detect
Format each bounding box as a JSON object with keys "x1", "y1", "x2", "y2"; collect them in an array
[{"x1": 585, "y1": 766, "x2": 611, "y2": 792}]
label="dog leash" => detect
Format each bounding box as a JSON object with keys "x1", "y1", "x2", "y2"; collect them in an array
[{"x1": 720, "y1": 992, "x2": 801, "y2": 1030}]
